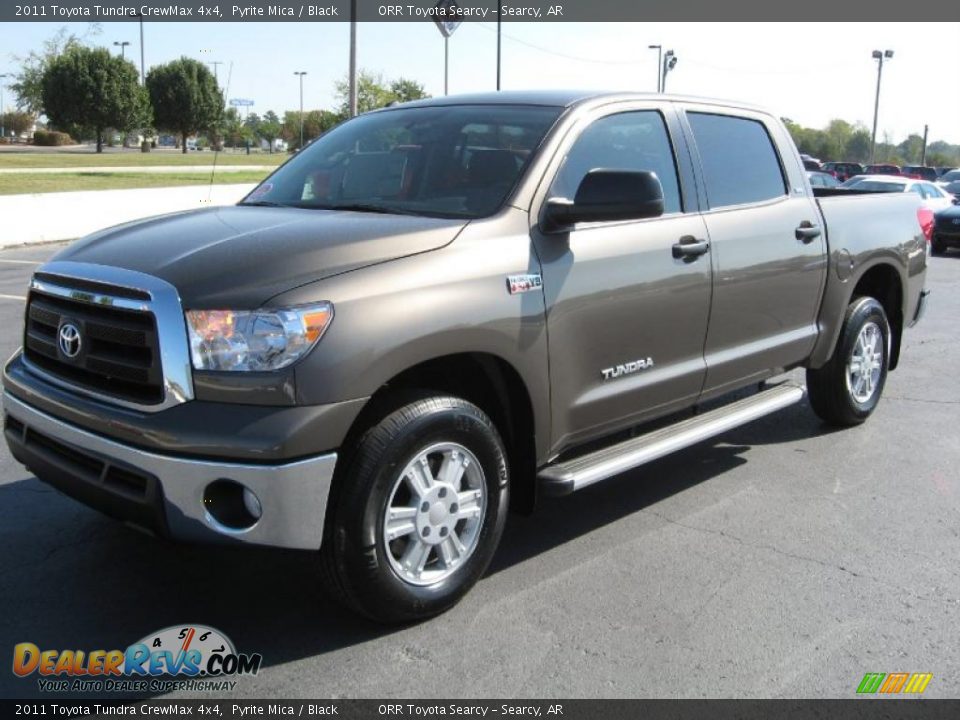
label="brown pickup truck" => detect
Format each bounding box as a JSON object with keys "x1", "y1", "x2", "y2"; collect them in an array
[{"x1": 3, "y1": 91, "x2": 929, "y2": 622}]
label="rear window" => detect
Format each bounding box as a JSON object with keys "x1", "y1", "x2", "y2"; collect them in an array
[
  {"x1": 687, "y1": 113, "x2": 787, "y2": 208},
  {"x1": 842, "y1": 179, "x2": 905, "y2": 192}
]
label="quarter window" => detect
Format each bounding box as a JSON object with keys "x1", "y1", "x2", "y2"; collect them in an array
[
  {"x1": 687, "y1": 112, "x2": 787, "y2": 208},
  {"x1": 550, "y1": 111, "x2": 682, "y2": 215}
]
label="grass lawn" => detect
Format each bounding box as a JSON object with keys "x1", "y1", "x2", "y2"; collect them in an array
[
  {"x1": 0, "y1": 170, "x2": 272, "y2": 195},
  {"x1": 0, "y1": 151, "x2": 286, "y2": 169}
]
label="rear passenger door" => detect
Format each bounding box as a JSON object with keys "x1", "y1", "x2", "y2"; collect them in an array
[
  {"x1": 531, "y1": 105, "x2": 712, "y2": 452},
  {"x1": 682, "y1": 108, "x2": 828, "y2": 398}
]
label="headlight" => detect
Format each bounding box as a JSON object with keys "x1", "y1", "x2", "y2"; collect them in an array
[{"x1": 185, "y1": 303, "x2": 333, "y2": 372}]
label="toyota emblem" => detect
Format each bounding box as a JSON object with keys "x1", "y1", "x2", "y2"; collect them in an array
[{"x1": 58, "y1": 323, "x2": 82, "y2": 359}]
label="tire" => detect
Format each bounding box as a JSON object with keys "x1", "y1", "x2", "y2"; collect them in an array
[
  {"x1": 931, "y1": 238, "x2": 946, "y2": 256},
  {"x1": 320, "y1": 395, "x2": 509, "y2": 623},
  {"x1": 806, "y1": 297, "x2": 890, "y2": 427}
]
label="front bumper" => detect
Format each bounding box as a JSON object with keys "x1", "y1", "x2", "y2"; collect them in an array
[{"x1": 3, "y1": 392, "x2": 336, "y2": 550}]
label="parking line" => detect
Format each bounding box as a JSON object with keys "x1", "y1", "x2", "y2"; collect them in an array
[
  {"x1": 0, "y1": 259, "x2": 41, "y2": 265},
  {"x1": 0, "y1": 294, "x2": 26, "y2": 301}
]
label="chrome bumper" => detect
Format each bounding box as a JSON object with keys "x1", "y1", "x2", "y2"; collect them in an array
[{"x1": 3, "y1": 392, "x2": 336, "y2": 550}]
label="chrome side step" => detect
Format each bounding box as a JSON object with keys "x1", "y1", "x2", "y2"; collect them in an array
[{"x1": 538, "y1": 383, "x2": 805, "y2": 496}]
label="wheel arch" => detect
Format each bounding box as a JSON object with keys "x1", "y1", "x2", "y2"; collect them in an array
[{"x1": 333, "y1": 352, "x2": 541, "y2": 517}]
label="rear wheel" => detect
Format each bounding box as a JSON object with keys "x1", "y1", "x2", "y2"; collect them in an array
[
  {"x1": 320, "y1": 395, "x2": 509, "y2": 623},
  {"x1": 807, "y1": 297, "x2": 890, "y2": 426},
  {"x1": 931, "y1": 237, "x2": 946, "y2": 256}
]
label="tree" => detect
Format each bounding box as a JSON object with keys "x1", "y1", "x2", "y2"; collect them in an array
[
  {"x1": 389, "y1": 78, "x2": 430, "y2": 104},
  {"x1": 41, "y1": 46, "x2": 149, "y2": 153},
  {"x1": 146, "y1": 57, "x2": 223, "y2": 154},
  {"x1": 334, "y1": 70, "x2": 432, "y2": 116},
  {"x1": 258, "y1": 110, "x2": 282, "y2": 152},
  {"x1": 1, "y1": 111, "x2": 35, "y2": 140},
  {"x1": 11, "y1": 24, "x2": 101, "y2": 114},
  {"x1": 281, "y1": 109, "x2": 340, "y2": 149}
]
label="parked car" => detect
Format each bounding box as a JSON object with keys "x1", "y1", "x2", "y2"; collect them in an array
[
  {"x1": 937, "y1": 169, "x2": 960, "y2": 185},
  {"x1": 808, "y1": 171, "x2": 840, "y2": 188},
  {"x1": 802, "y1": 158, "x2": 822, "y2": 171},
  {"x1": 2, "y1": 91, "x2": 929, "y2": 622},
  {"x1": 822, "y1": 162, "x2": 863, "y2": 182},
  {"x1": 902, "y1": 166, "x2": 939, "y2": 182},
  {"x1": 840, "y1": 175, "x2": 955, "y2": 213},
  {"x1": 935, "y1": 167, "x2": 957, "y2": 178},
  {"x1": 864, "y1": 164, "x2": 901, "y2": 176},
  {"x1": 932, "y1": 204, "x2": 960, "y2": 255},
  {"x1": 940, "y1": 180, "x2": 960, "y2": 200}
]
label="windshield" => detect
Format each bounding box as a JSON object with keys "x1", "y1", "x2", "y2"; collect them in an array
[
  {"x1": 840, "y1": 178, "x2": 905, "y2": 192},
  {"x1": 941, "y1": 170, "x2": 960, "y2": 182},
  {"x1": 241, "y1": 104, "x2": 563, "y2": 219}
]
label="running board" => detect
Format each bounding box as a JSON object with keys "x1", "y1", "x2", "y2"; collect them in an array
[{"x1": 538, "y1": 383, "x2": 805, "y2": 496}]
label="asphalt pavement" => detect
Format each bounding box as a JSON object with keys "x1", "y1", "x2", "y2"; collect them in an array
[{"x1": 0, "y1": 243, "x2": 957, "y2": 699}]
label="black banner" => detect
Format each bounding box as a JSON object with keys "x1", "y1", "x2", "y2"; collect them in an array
[
  {"x1": 3, "y1": 700, "x2": 960, "y2": 719},
  {"x1": 2, "y1": 0, "x2": 960, "y2": 22}
]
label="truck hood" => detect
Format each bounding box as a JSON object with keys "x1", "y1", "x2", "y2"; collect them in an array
[{"x1": 52, "y1": 206, "x2": 468, "y2": 307}]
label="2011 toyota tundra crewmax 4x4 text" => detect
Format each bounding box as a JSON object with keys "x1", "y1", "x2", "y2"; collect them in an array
[{"x1": 3, "y1": 92, "x2": 930, "y2": 622}]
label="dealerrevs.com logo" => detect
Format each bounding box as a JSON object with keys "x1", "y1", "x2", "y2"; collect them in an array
[{"x1": 12, "y1": 624, "x2": 263, "y2": 693}]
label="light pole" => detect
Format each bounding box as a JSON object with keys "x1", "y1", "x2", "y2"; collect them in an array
[
  {"x1": 113, "y1": 41, "x2": 131, "y2": 60},
  {"x1": 0, "y1": 74, "x2": 10, "y2": 140},
  {"x1": 870, "y1": 49, "x2": 894, "y2": 164},
  {"x1": 496, "y1": 16, "x2": 502, "y2": 91},
  {"x1": 648, "y1": 45, "x2": 662, "y2": 92},
  {"x1": 294, "y1": 71, "x2": 307, "y2": 149},
  {"x1": 138, "y1": 15, "x2": 145, "y2": 84},
  {"x1": 348, "y1": 0, "x2": 357, "y2": 117},
  {"x1": 661, "y1": 50, "x2": 677, "y2": 93}
]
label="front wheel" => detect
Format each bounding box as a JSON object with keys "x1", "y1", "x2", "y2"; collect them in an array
[
  {"x1": 320, "y1": 396, "x2": 509, "y2": 623},
  {"x1": 807, "y1": 297, "x2": 890, "y2": 426}
]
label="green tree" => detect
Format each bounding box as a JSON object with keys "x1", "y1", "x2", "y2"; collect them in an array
[
  {"x1": 258, "y1": 111, "x2": 283, "y2": 152},
  {"x1": 10, "y1": 24, "x2": 102, "y2": 114},
  {"x1": 334, "y1": 70, "x2": 431, "y2": 116},
  {"x1": 1, "y1": 111, "x2": 35, "y2": 140},
  {"x1": 41, "y1": 46, "x2": 149, "y2": 153},
  {"x1": 146, "y1": 57, "x2": 223, "y2": 154}
]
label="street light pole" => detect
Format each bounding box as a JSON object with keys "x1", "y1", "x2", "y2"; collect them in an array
[
  {"x1": 0, "y1": 74, "x2": 9, "y2": 140},
  {"x1": 139, "y1": 16, "x2": 145, "y2": 84},
  {"x1": 661, "y1": 50, "x2": 677, "y2": 93},
  {"x1": 648, "y1": 45, "x2": 662, "y2": 92},
  {"x1": 294, "y1": 71, "x2": 307, "y2": 149},
  {"x1": 496, "y1": 16, "x2": 501, "y2": 91},
  {"x1": 113, "y1": 41, "x2": 130, "y2": 60},
  {"x1": 348, "y1": 0, "x2": 357, "y2": 117},
  {"x1": 870, "y1": 49, "x2": 894, "y2": 165}
]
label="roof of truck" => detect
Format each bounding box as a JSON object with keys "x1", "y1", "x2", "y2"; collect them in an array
[{"x1": 391, "y1": 90, "x2": 769, "y2": 113}]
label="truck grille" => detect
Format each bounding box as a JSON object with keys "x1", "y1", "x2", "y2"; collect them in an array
[{"x1": 24, "y1": 288, "x2": 164, "y2": 404}]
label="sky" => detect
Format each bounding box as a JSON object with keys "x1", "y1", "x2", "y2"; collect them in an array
[{"x1": 2, "y1": 21, "x2": 959, "y2": 145}]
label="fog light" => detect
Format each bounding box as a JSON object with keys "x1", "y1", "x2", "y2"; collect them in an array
[{"x1": 242, "y1": 487, "x2": 262, "y2": 520}]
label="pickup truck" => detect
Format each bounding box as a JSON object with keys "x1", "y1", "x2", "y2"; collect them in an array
[{"x1": 3, "y1": 92, "x2": 930, "y2": 623}]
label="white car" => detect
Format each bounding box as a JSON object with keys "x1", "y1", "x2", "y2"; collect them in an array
[{"x1": 840, "y1": 174, "x2": 956, "y2": 212}]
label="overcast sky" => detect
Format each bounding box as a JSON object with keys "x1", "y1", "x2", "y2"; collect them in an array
[{"x1": 3, "y1": 21, "x2": 958, "y2": 145}]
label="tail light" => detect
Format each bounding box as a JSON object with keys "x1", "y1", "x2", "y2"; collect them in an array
[{"x1": 917, "y1": 207, "x2": 934, "y2": 244}]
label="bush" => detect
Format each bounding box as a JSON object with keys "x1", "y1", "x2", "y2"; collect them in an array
[{"x1": 33, "y1": 130, "x2": 74, "y2": 146}]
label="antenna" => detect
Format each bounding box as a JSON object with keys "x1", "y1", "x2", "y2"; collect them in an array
[{"x1": 207, "y1": 60, "x2": 233, "y2": 203}]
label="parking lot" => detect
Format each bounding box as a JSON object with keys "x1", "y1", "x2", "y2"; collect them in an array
[{"x1": 0, "y1": 242, "x2": 957, "y2": 700}]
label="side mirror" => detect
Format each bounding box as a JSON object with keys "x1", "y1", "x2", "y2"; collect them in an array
[{"x1": 543, "y1": 169, "x2": 665, "y2": 231}]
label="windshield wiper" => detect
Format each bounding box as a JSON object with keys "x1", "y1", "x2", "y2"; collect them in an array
[
  {"x1": 239, "y1": 200, "x2": 289, "y2": 207},
  {"x1": 313, "y1": 203, "x2": 421, "y2": 216}
]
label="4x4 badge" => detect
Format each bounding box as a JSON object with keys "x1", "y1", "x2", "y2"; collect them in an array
[{"x1": 506, "y1": 274, "x2": 543, "y2": 295}]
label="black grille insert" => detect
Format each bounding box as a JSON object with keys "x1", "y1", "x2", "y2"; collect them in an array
[{"x1": 24, "y1": 287, "x2": 164, "y2": 404}]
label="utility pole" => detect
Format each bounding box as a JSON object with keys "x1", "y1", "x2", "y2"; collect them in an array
[
  {"x1": 870, "y1": 49, "x2": 894, "y2": 165},
  {"x1": 209, "y1": 61, "x2": 223, "y2": 84},
  {"x1": 444, "y1": 36, "x2": 449, "y2": 95},
  {"x1": 294, "y1": 71, "x2": 307, "y2": 149},
  {"x1": 921, "y1": 124, "x2": 929, "y2": 166},
  {"x1": 0, "y1": 74, "x2": 9, "y2": 140},
  {"x1": 348, "y1": 0, "x2": 357, "y2": 117},
  {"x1": 113, "y1": 41, "x2": 130, "y2": 59},
  {"x1": 139, "y1": 16, "x2": 145, "y2": 84},
  {"x1": 496, "y1": 17, "x2": 502, "y2": 91},
  {"x1": 648, "y1": 45, "x2": 662, "y2": 92}
]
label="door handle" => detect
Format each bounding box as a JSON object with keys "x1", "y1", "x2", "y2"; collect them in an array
[
  {"x1": 796, "y1": 222, "x2": 821, "y2": 243},
  {"x1": 672, "y1": 237, "x2": 710, "y2": 259}
]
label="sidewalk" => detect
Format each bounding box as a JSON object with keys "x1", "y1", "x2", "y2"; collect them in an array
[{"x1": 0, "y1": 183, "x2": 256, "y2": 247}]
